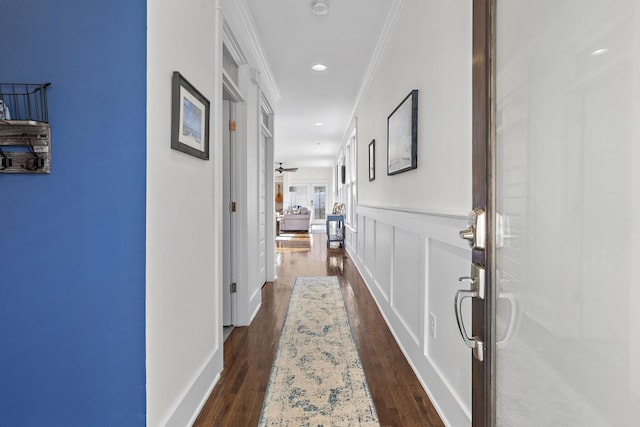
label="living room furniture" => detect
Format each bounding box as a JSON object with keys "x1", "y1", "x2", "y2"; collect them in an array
[
  {"x1": 280, "y1": 206, "x2": 311, "y2": 231},
  {"x1": 326, "y1": 214, "x2": 344, "y2": 248}
]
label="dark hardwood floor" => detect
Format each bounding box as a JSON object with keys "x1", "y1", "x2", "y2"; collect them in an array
[{"x1": 193, "y1": 232, "x2": 444, "y2": 426}]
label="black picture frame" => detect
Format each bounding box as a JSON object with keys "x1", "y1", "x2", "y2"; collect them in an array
[
  {"x1": 341, "y1": 165, "x2": 346, "y2": 184},
  {"x1": 387, "y1": 89, "x2": 418, "y2": 175},
  {"x1": 368, "y1": 139, "x2": 375, "y2": 181},
  {"x1": 171, "y1": 72, "x2": 210, "y2": 160}
]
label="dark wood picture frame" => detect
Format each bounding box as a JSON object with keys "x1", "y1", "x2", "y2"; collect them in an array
[
  {"x1": 171, "y1": 71, "x2": 210, "y2": 160},
  {"x1": 387, "y1": 89, "x2": 418, "y2": 175},
  {"x1": 368, "y1": 139, "x2": 375, "y2": 181}
]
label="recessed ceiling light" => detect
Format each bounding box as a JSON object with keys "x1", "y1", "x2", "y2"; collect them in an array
[
  {"x1": 312, "y1": 64, "x2": 327, "y2": 71},
  {"x1": 311, "y1": 0, "x2": 329, "y2": 16},
  {"x1": 591, "y1": 48, "x2": 609, "y2": 56},
  {"x1": 314, "y1": 122, "x2": 324, "y2": 126}
]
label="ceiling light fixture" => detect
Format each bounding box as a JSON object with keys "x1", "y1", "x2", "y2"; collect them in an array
[
  {"x1": 311, "y1": 0, "x2": 329, "y2": 16},
  {"x1": 590, "y1": 48, "x2": 609, "y2": 56},
  {"x1": 312, "y1": 64, "x2": 327, "y2": 71},
  {"x1": 314, "y1": 122, "x2": 324, "y2": 126}
]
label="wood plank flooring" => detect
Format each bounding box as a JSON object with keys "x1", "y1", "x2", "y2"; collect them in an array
[{"x1": 194, "y1": 232, "x2": 444, "y2": 426}]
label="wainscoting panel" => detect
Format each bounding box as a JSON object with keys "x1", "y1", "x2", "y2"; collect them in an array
[
  {"x1": 364, "y1": 217, "x2": 376, "y2": 277},
  {"x1": 374, "y1": 222, "x2": 393, "y2": 302},
  {"x1": 349, "y1": 205, "x2": 471, "y2": 427},
  {"x1": 357, "y1": 215, "x2": 366, "y2": 261},
  {"x1": 427, "y1": 239, "x2": 472, "y2": 416},
  {"x1": 392, "y1": 228, "x2": 423, "y2": 346}
]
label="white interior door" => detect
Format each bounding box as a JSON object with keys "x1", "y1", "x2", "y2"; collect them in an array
[
  {"x1": 494, "y1": 0, "x2": 640, "y2": 425},
  {"x1": 311, "y1": 185, "x2": 327, "y2": 224},
  {"x1": 258, "y1": 129, "x2": 267, "y2": 284},
  {"x1": 222, "y1": 99, "x2": 234, "y2": 327}
]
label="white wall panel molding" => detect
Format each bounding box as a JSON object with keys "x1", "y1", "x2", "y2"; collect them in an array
[
  {"x1": 391, "y1": 228, "x2": 422, "y2": 346},
  {"x1": 373, "y1": 222, "x2": 393, "y2": 302},
  {"x1": 363, "y1": 217, "x2": 376, "y2": 278},
  {"x1": 346, "y1": 205, "x2": 471, "y2": 427},
  {"x1": 357, "y1": 205, "x2": 468, "y2": 249}
]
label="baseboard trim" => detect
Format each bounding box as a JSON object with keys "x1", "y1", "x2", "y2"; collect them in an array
[
  {"x1": 162, "y1": 349, "x2": 222, "y2": 427},
  {"x1": 187, "y1": 371, "x2": 221, "y2": 427}
]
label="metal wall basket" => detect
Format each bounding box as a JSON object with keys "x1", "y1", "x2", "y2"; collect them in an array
[{"x1": 0, "y1": 82, "x2": 52, "y2": 173}]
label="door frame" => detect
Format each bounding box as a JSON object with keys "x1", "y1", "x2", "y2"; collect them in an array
[{"x1": 471, "y1": 0, "x2": 495, "y2": 425}]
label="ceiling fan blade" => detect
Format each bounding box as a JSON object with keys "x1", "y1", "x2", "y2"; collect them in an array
[{"x1": 275, "y1": 163, "x2": 297, "y2": 173}]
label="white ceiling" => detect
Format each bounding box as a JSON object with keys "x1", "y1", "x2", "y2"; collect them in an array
[{"x1": 244, "y1": 0, "x2": 394, "y2": 169}]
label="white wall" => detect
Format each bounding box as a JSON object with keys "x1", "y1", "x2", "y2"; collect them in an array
[
  {"x1": 147, "y1": 1, "x2": 280, "y2": 424},
  {"x1": 347, "y1": 1, "x2": 473, "y2": 425},
  {"x1": 146, "y1": 0, "x2": 223, "y2": 426},
  {"x1": 357, "y1": 0, "x2": 472, "y2": 214}
]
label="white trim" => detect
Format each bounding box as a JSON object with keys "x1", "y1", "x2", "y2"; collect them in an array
[
  {"x1": 162, "y1": 350, "x2": 222, "y2": 427},
  {"x1": 223, "y1": 19, "x2": 248, "y2": 66},
  {"x1": 222, "y1": 69, "x2": 245, "y2": 102},
  {"x1": 221, "y1": 0, "x2": 282, "y2": 104},
  {"x1": 358, "y1": 204, "x2": 468, "y2": 222},
  {"x1": 340, "y1": 0, "x2": 404, "y2": 144}
]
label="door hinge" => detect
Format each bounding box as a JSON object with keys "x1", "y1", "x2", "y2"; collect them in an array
[
  {"x1": 229, "y1": 120, "x2": 236, "y2": 132},
  {"x1": 230, "y1": 282, "x2": 237, "y2": 293},
  {"x1": 230, "y1": 201, "x2": 237, "y2": 212}
]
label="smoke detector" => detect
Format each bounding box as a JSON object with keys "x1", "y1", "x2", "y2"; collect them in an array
[{"x1": 311, "y1": 0, "x2": 329, "y2": 16}]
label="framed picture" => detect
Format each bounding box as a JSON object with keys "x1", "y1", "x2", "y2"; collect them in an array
[
  {"x1": 387, "y1": 89, "x2": 418, "y2": 175},
  {"x1": 341, "y1": 165, "x2": 346, "y2": 184},
  {"x1": 368, "y1": 139, "x2": 375, "y2": 181},
  {"x1": 171, "y1": 71, "x2": 210, "y2": 160}
]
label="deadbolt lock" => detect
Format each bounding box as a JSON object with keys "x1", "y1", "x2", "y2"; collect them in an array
[{"x1": 459, "y1": 208, "x2": 486, "y2": 250}]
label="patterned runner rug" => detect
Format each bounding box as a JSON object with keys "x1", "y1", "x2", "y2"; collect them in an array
[{"x1": 259, "y1": 276, "x2": 379, "y2": 426}]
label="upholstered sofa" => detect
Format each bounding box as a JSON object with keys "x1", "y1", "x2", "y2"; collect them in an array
[{"x1": 280, "y1": 206, "x2": 311, "y2": 231}]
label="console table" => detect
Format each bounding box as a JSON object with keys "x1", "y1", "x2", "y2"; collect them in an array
[{"x1": 326, "y1": 215, "x2": 344, "y2": 248}]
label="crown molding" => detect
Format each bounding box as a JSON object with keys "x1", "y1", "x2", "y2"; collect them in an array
[
  {"x1": 340, "y1": 0, "x2": 404, "y2": 145},
  {"x1": 221, "y1": 0, "x2": 282, "y2": 105}
]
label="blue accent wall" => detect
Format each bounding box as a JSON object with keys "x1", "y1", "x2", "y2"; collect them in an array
[{"x1": 1, "y1": 1, "x2": 146, "y2": 425}]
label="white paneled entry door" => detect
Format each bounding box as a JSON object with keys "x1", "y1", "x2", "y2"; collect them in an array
[{"x1": 463, "y1": 1, "x2": 640, "y2": 425}]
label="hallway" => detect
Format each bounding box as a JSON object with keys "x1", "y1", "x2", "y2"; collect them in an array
[{"x1": 194, "y1": 232, "x2": 444, "y2": 426}]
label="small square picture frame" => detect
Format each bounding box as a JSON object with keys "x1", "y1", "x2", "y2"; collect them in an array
[{"x1": 171, "y1": 71, "x2": 210, "y2": 160}]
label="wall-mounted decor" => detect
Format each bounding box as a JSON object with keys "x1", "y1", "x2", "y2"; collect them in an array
[
  {"x1": 171, "y1": 72, "x2": 210, "y2": 160},
  {"x1": 368, "y1": 139, "x2": 375, "y2": 181},
  {"x1": 0, "y1": 82, "x2": 52, "y2": 174},
  {"x1": 387, "y1": 89, "x2": 418, "y2": 175},
  {"x1": 341, "y1": 164, "x2": 346, "y2": 184}
]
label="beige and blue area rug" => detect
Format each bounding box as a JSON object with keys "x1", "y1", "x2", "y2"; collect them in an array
[{"x1": 259, "y1": 276, "x2": 379, "y2": 426}]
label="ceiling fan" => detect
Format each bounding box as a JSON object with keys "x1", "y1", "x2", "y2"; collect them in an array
[{"x1": 275, "y1": 162, "x2": 298, "y2": 173}]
